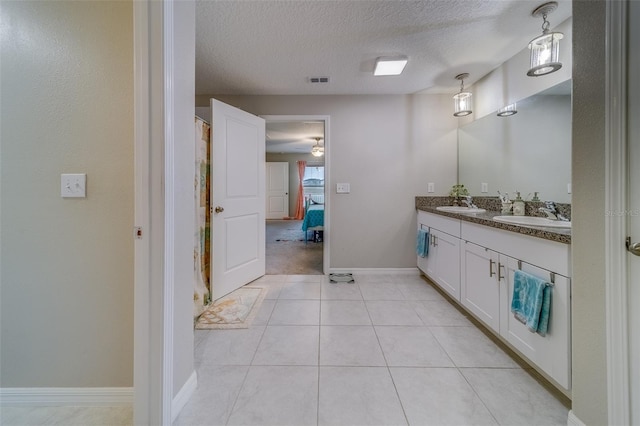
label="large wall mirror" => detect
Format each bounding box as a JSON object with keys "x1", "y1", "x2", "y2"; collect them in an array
[{"x1": 458, "y1": 80, "x2": 572, "y2": 203}]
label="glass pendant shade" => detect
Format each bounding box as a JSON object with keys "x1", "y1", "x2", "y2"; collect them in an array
[
  {"x1": 311, "y1": 145, "x2": 324, "y2": 157},
  {"x1": 527, "y1": 31, "x2": 563, "y2": 76},
  {"x1": 453, "y1": 91, "x2": 472, "y2": 117},
  {"x1": 310, "y1": 138, "x2": 324, "y2": 157},
  {"x1": 497, "y1": 103, "x2": 518, "y2": 117}
]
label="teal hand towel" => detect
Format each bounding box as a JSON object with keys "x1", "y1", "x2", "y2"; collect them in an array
[
  {"x1": 416, "y1": 229, "x2": 429, "y2": 258},
  {"x1": 511, "y1": 269, "x2": 551, "y2": 336}
]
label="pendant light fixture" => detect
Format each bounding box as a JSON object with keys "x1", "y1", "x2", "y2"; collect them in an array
[
  {"x1": 527, "y1": 2, "x2": 563, "y2": 77},
  {"x1": 497, "y1": 103, "x2": 518, "y2": 117},
  {"x1": 310, "y1": 137, "x2": 324, "y2": 157},
  {"x1": 453, "y1": 73, "x2": 472, "y2": 117}
]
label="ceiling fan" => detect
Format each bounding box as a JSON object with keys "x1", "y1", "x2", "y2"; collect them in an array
[{"x1": 310, "y1": 137, "x2": 324, "y2": 157}]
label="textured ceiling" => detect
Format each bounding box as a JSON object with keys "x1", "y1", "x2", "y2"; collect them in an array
[
  {"x1": 266, "y1": 121, "x2": 324, "y2": 153},
  {"x1": 195, "y1": 0, "x2": 572, "y2": 96}
]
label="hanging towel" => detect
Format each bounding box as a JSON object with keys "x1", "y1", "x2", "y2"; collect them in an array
[
  {"x1": 416, "y1": 229, "x2": 429, "y2": 258},
  {"x1": 511, "y1": 269, "x2": 552, "y2": 336}
]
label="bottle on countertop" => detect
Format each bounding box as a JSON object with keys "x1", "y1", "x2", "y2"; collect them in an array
[
  {"x1": 498, "y1": 190, "x2": 512, "y2": 214},
  {"x1": 512, "y1": 191, "x2": 525, "y2": 216}
]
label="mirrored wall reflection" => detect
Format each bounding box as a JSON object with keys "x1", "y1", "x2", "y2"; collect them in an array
[{"x1": 458, "y1": 80, "x2": 572, "y2": 203}]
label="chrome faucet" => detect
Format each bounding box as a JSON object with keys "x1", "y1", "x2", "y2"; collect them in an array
[
  {"x1": 538, "y1": 201, "x2": 569, "y2": 221},
  {"x1": 462, "y1": 196, "x2": 478, "y2": 209}
]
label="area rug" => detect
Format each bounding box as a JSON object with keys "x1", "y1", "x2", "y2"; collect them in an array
[{"x1": 195, "y1": 286, "x2": 266, "y2": 329}]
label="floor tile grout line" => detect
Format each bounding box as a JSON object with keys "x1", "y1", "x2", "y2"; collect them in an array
[
  {"x1": 223, "y1": 364, "x2": 253, "y2": 426},
  {"x1": 456, "y1": 366, "x2": 502, "y2": 425},
  {"x1": 385, "y1": 366, "x2": 411, "y2": 426},
  {"x1": 365, "y1": 283, "x2": 411, "y2": 426}
]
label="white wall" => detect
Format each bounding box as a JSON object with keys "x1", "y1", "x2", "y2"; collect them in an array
[
  {"x1": 0, "y1": 1, "x2": 133, "y2": 387},
  {"x1": 197, "y1": 94, "x2": 458, "y2": 269}
]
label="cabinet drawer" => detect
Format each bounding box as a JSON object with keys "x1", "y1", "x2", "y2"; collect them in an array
[
  {"x1": 417, "y1": 210, "x2": 461, "y2": 238},
  {"x1": 461, "y1": 222, "x2": 571, "y2": 277}
]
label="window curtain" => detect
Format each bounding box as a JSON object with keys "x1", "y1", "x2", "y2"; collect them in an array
[
  {"x1": 294, "y1": 160, "x2": 307, "y2": 220},
  {"x1": 194, "y1": 116, "x2": 211, "y2": 318}
]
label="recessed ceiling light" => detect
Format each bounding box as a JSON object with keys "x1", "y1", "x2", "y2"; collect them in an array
[{"x1": 373, "y1": 56, "x2": 408, "y2": 76}]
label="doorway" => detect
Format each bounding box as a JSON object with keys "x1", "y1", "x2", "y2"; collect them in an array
[{"x1": 263, "y1": 116, "x2": 329, "y2": 275}]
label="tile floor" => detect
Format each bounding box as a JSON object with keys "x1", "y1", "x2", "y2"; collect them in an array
[{"x1": 175, "y1": 273, "x2": 570, "y2": 426}]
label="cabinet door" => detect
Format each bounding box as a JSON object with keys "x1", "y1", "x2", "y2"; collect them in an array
[
  {"x1": 433, "y1": 230, "x2": 461, "y2": 300},
  {"x1": 500, "y1": 257, "x2": 571, "y2": 390},
  {"x1": 424, "y1": 230, "x2": 437, "y2": 280},
  {"x1": 460, "y1": 242, "x2": 500, "y2": 331}
]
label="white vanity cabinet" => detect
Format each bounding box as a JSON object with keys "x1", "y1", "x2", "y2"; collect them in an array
[
  {"x1": 417, "y1": 211, "x2": 461, "y2": 300},
  {"x1": 460, "y1": 221, "x2": 571, "y2": 391},
  {"x1": 416, "y1": 210, "x2": 572, "y2": 392}
]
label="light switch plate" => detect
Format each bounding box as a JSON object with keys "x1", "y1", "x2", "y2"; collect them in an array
[
  {"x1": 61, "y1": 173, "x2": 86, "y2": 198},
  {"x1": 481, "y1": 182, "x2": 488, "y2": 193},
  {"x1": 427, "y1": 182, "x2": 435, "y2": 193},
  {"x1": 336, "y1": 183, "x2": 350, "y2": 194}
]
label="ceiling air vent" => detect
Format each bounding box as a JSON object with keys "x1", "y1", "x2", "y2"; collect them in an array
[{"x1": 309, "y1": 77, "x2": 330, "y2": 83}]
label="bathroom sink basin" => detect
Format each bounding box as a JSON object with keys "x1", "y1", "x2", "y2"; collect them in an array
[
  {"x1": 493, "y1": 216, "x2": 572, "y2": 228},
  {"x1": 436, "y1": 206, "x2": 486, "y2": 214}
]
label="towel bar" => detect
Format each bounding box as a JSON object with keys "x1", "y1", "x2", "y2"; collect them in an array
[{"x1": 517, "y1": 259, "x2": 555, "y2": 286}]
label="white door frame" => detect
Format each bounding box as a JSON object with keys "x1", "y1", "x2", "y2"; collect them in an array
[
  {"x1": 262, "y1": 115, "x2": 330, "y2": 274},
  {"x1": 133, "y1": 0, "x2": 176, "y2": 424},
  {"x1": 604, "y1": 0, "x2": 631, "y2": 424}
]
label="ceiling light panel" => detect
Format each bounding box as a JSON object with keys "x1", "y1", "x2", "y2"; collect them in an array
[{"x1": 373, "y1": 56, "x2": 408, "y2": 76}]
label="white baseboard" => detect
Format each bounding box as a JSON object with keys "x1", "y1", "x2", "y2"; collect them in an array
[
  {"x1": 329, "y1": 267, "x2": 420, "y2": 275},
  {"x1": 0, "y1": 387, "x2": 133, "y2": 407},
  {"x1": 567, "y1": 410, "x2": 586, "y2": 426},
  {"x1": 171, "y1": 370, "x2": 197, "y2": 422}
]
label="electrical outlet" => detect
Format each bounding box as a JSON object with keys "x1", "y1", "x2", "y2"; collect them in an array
[
  {"x1": 61, "y1": 173, "x2": 86, "y2": 198},
  {"x1": 427, "y1": 182, "x2": 435, "y2": 193},
  {"x1": 481, "y1": 183, "x2": 488, "y2": 193},
  {"x1": 336, "y1": 183, "x2": 350, "y2": 194}
]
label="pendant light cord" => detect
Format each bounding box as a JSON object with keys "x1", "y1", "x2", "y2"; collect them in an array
[{"x1": 541, "y1": 12, "x2": 550, "y2": 34}]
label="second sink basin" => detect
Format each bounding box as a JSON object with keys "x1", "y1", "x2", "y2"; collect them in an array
[
  {"x1": 493, "y1": 215, "x2": 572, "y2": 228},
  {"x1": 436, "y1": 206, "x2": 486, "y2": 214}
]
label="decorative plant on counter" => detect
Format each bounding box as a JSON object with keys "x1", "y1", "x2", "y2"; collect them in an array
[{"x1": 449, "y1": 184, "x2": 469, "y2": 205}]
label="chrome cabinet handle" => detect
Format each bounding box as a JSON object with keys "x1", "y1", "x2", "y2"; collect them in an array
[
  {"x1": 498, "y1": 262, "x2": 505, "y2": 281},
  {"x1": 627, "y1": 237, "x2": 640, "y2": 256},
  {"x1": 489, "y1": 259, "x2": 496, "y2": 277},
  {"x1": 214, "y1": 206, "x2": 224, "y2": 213}
]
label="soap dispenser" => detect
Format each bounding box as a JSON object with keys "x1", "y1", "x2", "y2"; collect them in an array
[{"x1": 512, "y1": 192, "x2": 525, "y2": 216}]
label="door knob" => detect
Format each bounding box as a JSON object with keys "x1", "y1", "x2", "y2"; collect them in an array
[
  {"x1": 214, "y1": 206, "x2": 224, "y2": 213},
  {"x1": 626, "y1": 237, "x2": 640, "y2": 256}
]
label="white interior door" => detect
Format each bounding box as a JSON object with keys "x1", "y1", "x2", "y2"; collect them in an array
[
  {"x1": 266, "y1": 162, "x2": 289, "y2": 219},
  {"x1": 628, "y1": 2, "x2": 640, "y2": 420},
  {"x1": 210, "y1": 99, "x2": 266, "y2": 300}
]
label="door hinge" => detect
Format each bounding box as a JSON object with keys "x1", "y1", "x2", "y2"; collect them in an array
[{"x1": 134, "y1": 226, "x2": 143, "y2": 239}]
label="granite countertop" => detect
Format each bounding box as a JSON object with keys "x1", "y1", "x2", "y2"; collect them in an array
[{"x1": 415, "y1": 196, "x2": 571, "y2": 245}]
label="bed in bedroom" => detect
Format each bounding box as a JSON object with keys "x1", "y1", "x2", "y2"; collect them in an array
[{"x1": 302, "y1": 195, "x2": 324, "y2": 242}]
